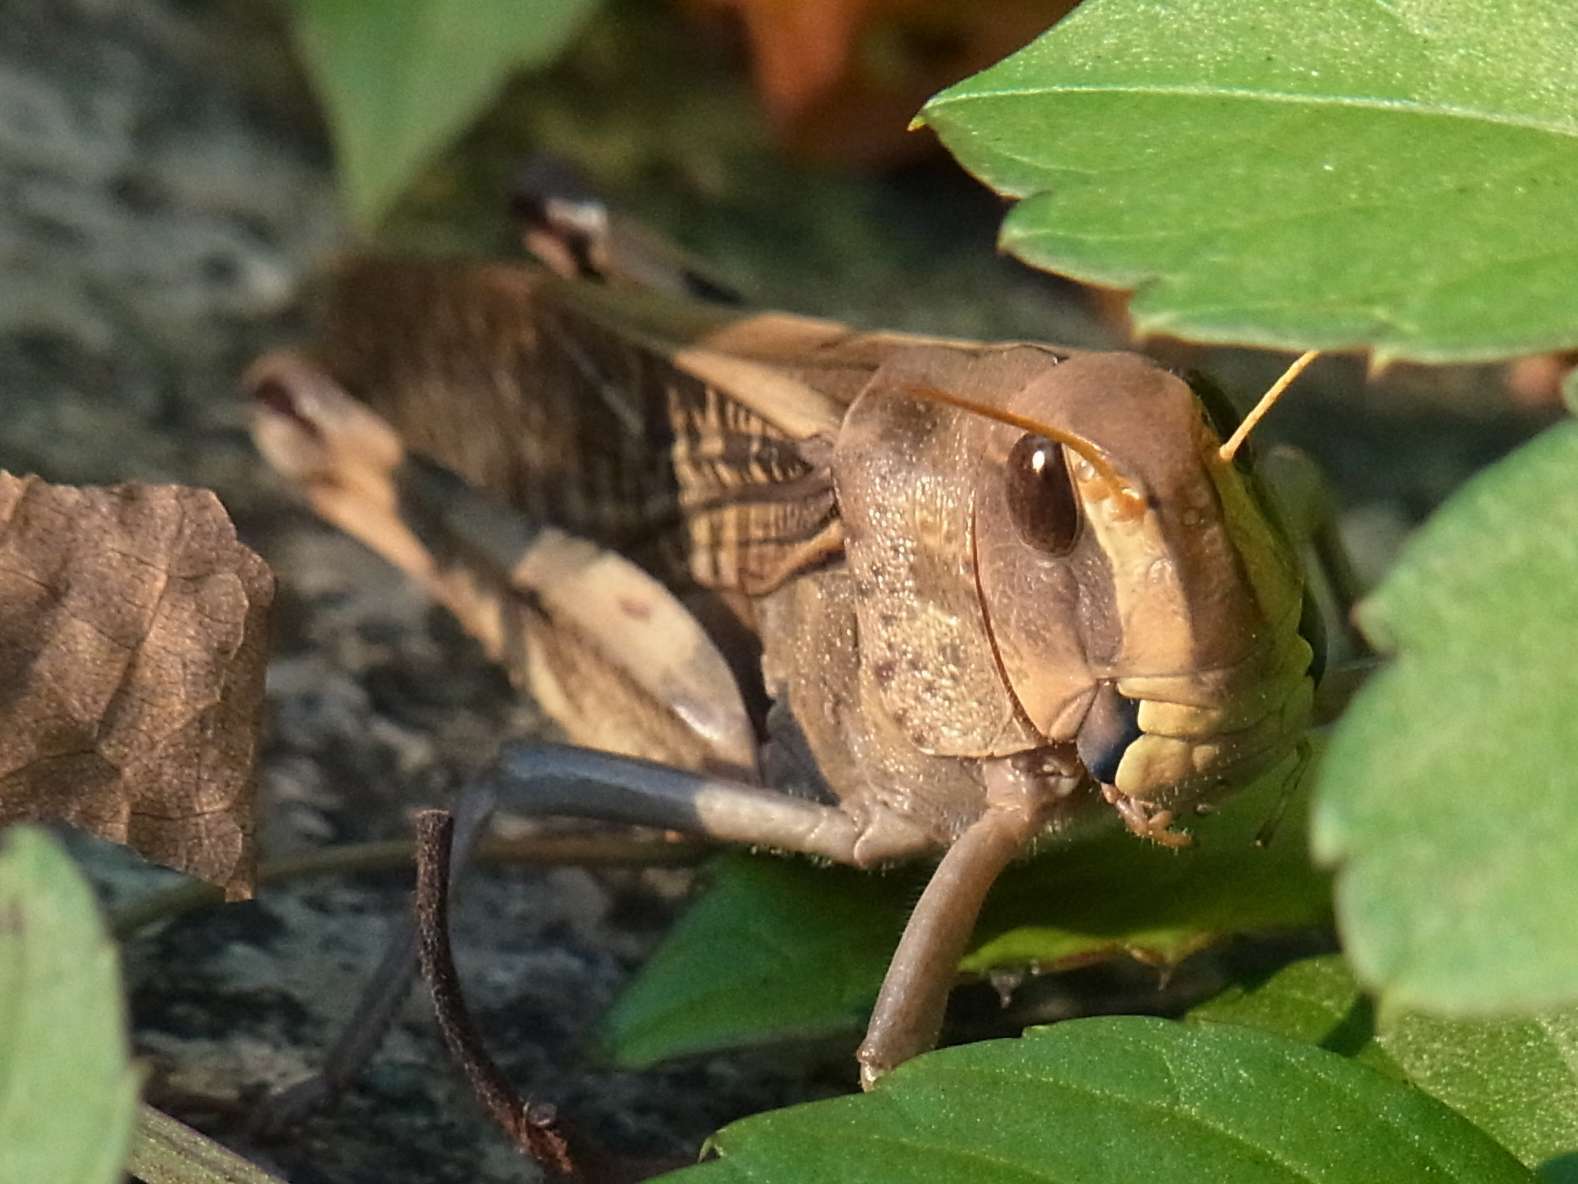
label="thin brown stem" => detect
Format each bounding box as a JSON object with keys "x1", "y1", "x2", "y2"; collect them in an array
[
  {"x1": 414, "y1": 809, "x2": 580, "y2": 1179},
  {"x1": 111, "y1": 830, "x2": 708, "y2": 941}
]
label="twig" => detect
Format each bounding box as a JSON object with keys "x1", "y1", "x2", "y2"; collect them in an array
[
  {"x1": 111, "y1": 831, "x2": 708, "y2": 940},
  {"x1": 414, "y1": 809, "x2": 580, "y2": 1179}
]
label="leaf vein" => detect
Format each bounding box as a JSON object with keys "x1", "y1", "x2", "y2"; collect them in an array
[{"x1": 931, "y1": 84, "x2": 1578, "y2": 142}]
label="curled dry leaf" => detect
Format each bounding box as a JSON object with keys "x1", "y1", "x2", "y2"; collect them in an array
[{"x1": 0, "y1": 472, "x2": 272, "y2": 900}]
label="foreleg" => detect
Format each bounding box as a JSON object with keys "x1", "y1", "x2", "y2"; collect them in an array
[{"x1": 856, "y1": 760, "x2": 1076, "y2": 1089}]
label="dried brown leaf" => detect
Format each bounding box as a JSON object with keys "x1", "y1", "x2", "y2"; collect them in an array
[{"x1": 0, "y1": 473, "x2": 272, "y2": 900}]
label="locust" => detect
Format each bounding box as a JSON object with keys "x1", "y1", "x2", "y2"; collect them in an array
[{"x1": 247, "y1": 175, "x2": 1344, "y2": 1134}]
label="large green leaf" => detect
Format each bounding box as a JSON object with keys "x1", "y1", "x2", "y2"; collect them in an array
[
  {"x1": 0, "y1": 827, "x2": 138, "y2": 1184},
  {"x1": 603, "y1": 753, "x2": 1330, "y2": 1067},
  {"x1": 919, "y1": 0, "x2": 1578, "y2": 363},
  {"x1": 290, "y1": 0, "x2": 602, "y2": 227},
  {"x1": 1193, "y1": 956, "x2": 1578, "y2": 1179},
  {"x1": 657, "y1": 1017, "x2": 1534, "y2": 1183},
  {"x1": 1311, "y1": 422, "x2": 1578, "y2": 1016}
]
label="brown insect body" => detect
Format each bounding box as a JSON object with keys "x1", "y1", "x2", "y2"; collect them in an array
[{"x1": 250, "y1": 255, "x2": 1313, "y2": 1089}]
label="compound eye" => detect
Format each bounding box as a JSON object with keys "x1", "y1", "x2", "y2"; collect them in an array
[{"x1": 1005, "y1": 433, "x2": 1081, "y2": 555}]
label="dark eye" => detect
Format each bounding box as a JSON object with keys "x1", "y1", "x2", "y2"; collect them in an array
[{"x1": 1005, "y1": 434, "x2": 1081, "y2": 555}]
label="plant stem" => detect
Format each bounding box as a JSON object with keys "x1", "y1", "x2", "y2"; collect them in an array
[{"x1": 110, "y1": 831, "x2": 709, "y2": 940}]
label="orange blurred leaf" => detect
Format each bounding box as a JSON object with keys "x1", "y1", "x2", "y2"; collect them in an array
[{"x1": 690, "y1": 0, "x2": 1079, "y2": 165}]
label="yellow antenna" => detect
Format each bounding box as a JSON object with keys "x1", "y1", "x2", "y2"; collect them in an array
[
  {"x1": 902, "y1": 383, "x2": 1145, "y2": 517},
  {"x1": 1219, "y1": 350, "x2": 1319, "y2": 464}
]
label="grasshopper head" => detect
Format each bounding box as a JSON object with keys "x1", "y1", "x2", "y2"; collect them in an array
[
  {"x1": 836, "y1": 346, "x2": 1308, "y2": 795},
  {"x1": 971, "y1": 352, "x2": 1310, "y2": 793}
]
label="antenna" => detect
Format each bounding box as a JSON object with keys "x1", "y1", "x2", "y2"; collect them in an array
[
  {"x1": 1219, "y1": 350, "x2": 1319, "y2": 464},
  {"x1": 903, "y1": 383, "x2": 1145, "y2": 517}
]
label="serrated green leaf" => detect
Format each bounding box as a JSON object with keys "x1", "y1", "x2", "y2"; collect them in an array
[
  {"x1": 656, "y1": 1017, "x2": 1534, "y2": 1183},
  {"x1": 290, "y1": 0, "x2": 602, "y2": 227},
  {"x1": 0, "y1": 827, "x2": 138, "y2": 1184},
  {"x1": 603, "y1": 753, "x2": 1330, "y2": 1067},
  {"x1": 920, "y1": 0, "x2": 1578, "y2": 363},
  {"x1": 1311, "y1": 422, "x2": 1578, "y2": 1016},
  {"x1": 1192, "y1": 955, "x2": 1578, "y2": 1179}
]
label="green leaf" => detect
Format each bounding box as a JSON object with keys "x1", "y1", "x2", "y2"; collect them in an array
[
  {"x1": 0, "y1": 827, "x2": 138, "y2": 1184},
  {"x1": 1311, "y1": 422, "x2": 1578, "y2": 1016},
  {"x1": 129, "y1": 1104, "x2": 291, "y2": 1184},
  {"x1": 1192, "y1": 955, "x2": 1578, "y2": 1179},
  {"x1": 1191, "y1": 956, "x2": 1399, "y2": 1073},
  {"x1": 656, "y1": 1017, "x2": 1534, "y2": 1183},
  {"x1": 599, "y1": 854, "x2": 911, "y2": 1068},
  {"x1": 919, "y1": 0, "x2": 1578, "y2": 363},
  {"x1": 290, "y1": 0, "x2": 602, "y2": 227},
  {"x1": 965, "y1": 750, "x2": 1327, "y2": 975},
  {"x1": 603, "y1": 754, "x2": 1330, "y2": 1067}
]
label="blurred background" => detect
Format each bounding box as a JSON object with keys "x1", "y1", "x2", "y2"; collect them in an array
[{"x1": 0, "y1": 2, "x2": 1561, "y2": 1182}]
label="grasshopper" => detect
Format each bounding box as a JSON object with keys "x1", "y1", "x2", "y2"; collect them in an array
[{"x1": 247, "y1": 181, "x2": 1331, "y2": 1116}]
